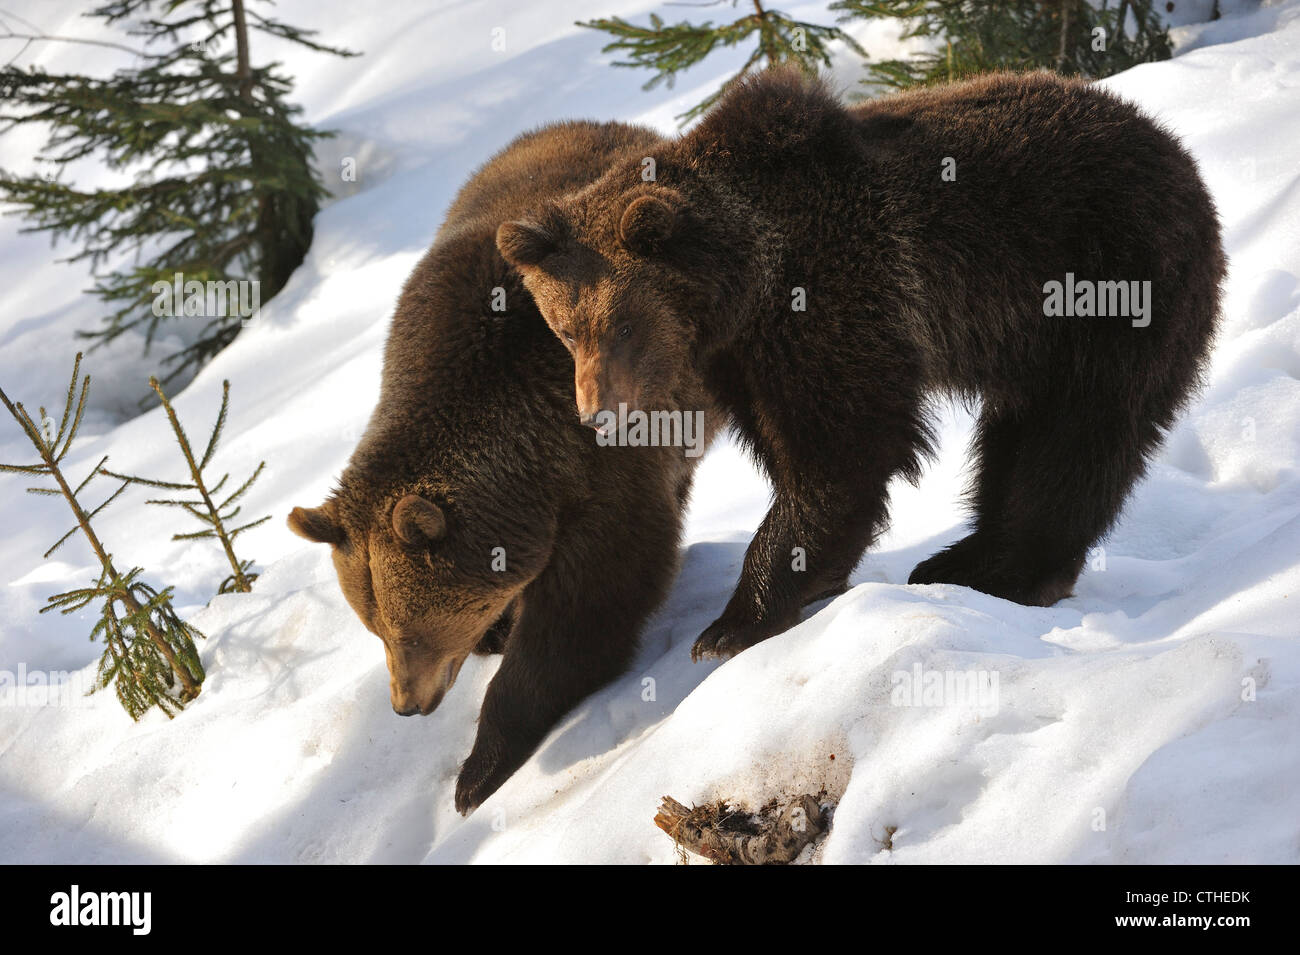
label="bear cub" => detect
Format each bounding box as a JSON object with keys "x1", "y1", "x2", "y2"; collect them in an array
[
  {"x1": 498, "y1": 68, "x2": 1225, "y2": 662},
  {"x1": 290, "y1": 120, "x2": 717, "y2": 813}
]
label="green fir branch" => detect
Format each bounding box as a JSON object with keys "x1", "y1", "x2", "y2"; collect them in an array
[
  {"x1": 0, "y1": 1, "x2": 359, "y2": 381},
  {"x1": 831, "y1": 0, "x2": 1171, "y2": 90},
  {"x1": 580, "y1": 2, "x2": 867, "y2": 124},
  {"x1": 101, "y1": 375, "x2": 266, "y2": 593},
  {"x1": 0, "y1": 354, "x2": 205, "y2": 719}
]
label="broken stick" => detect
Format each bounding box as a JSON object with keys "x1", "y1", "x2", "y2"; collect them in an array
[{"x1": 654, "y1": 794, "x2": 827, "y2": 865}]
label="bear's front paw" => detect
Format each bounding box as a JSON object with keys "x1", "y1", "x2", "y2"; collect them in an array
[
  {"x1": 455, "y1": 746, "x2": 506, "y2": 816},
  {"x1": 690, "y1": 614, "x2": 786, "y2": 662}
]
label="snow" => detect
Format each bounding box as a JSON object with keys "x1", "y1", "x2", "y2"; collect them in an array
[{"x1": 1, "y1": 0, "x2": 1298, "y2": 864}]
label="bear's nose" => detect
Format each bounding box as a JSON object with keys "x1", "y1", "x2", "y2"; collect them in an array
[{"x1": 393, "y1": 703, "x2": 420, "y2": 717}]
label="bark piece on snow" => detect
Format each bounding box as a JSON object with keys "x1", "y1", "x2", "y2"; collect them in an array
[{"x1": 654, "y1": 793, "x2": 827, "y2": 865}]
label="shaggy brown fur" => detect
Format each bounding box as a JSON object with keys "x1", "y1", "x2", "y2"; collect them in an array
[
  {"x1": 289, "y1": 120, "x2": 720, "y2": 814},
  {"x1": 498, "y1": 68, "x2": 1225, "y2": 661}
]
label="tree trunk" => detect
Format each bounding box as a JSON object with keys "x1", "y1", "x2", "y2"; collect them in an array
[
  {"x1": 231, "y1": 0, "x2": 254, "y2": 101},
  {"x1": 1057, "y1": 0, "x2": 1072, "y2": 72}
]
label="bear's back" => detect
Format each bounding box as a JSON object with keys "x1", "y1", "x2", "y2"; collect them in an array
[
  {"x1": 441, "y1": 121, "x2": 665, "y2": 240},
  {"x1": 347, "y1": 120, "x2": 686, "y2": 503}
]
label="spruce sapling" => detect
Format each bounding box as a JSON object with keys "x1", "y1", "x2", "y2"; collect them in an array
[{"x1": 0, "y1": 355, "x2": 205, "y2": 719}]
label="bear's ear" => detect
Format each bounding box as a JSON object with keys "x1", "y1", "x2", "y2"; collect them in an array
[
  {"x1": 620, "y1": 191, "x2": 682, "y2": 256},
  {"x1": 288, "y1": 505, "x2": 343, "y2": 546},
  {"x1": 496, "y1": 220, "x2": 557, "y2": 269},
  {"x1": 392, "y1": 494, "x2": 447, "y2": 546}
]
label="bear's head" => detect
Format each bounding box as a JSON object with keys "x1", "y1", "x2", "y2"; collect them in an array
[
  {"x1": 287, "y1": 487, "x2": 534, "y2": 716},
  {"x1": 496, "y1": 181, "x2": 734, "y2": 430}
]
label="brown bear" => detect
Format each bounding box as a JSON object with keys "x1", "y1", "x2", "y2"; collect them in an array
[
  {"x1": 497, "y1": 68, "x2": 1225, "y2": 662},
  {"x1": 288, "y1": 120, "x2": 720, "y2": 814}
]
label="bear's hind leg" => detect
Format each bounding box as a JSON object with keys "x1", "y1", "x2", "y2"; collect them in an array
[
  {"x1": 997, "y1": 398, "x2": 1166, "y2": 605},
  {"x1": 915, "y1": 395, "x2": 1165, "y2": 606}
]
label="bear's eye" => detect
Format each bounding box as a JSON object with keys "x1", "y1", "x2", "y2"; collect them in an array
[
  {"x1": 617, "y1": 324, "x2": 631, "y2": 340},
  {"x1": 562, "y1": 329, "x2": 575, "y2": 344}
]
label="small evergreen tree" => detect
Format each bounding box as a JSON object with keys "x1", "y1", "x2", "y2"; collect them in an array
[
  {"x1": 0, "y1": 355, "x2": 205, "y2": 719},
  {"x1": 102, "y1": 377, "x2": 268, "y2": 594},
  {"x1": 0, "y1": 1, "x2": 357, "y2": 383},
  {"x1": 579, "y1": 1, "x2": 866, "y2": 123},
  {"x1": 831, "y1": 0, "x2": 1172, "y2": 89}
]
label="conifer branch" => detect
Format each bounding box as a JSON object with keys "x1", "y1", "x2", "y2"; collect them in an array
[
  {"x1": 0, "y1": 354, "x2": 205, "y2": 719},
  {"x1": 580, "y1": 1, "x2": 866, "y2": 123},
  {"x1": 0, "y1": 1, "x2": 359, "y2": 381},
  {"x1": 101, "y1": 376, "x2": 266, "y2": 593},
  {"x1": 831, "y1": 0, "x2": 1171, "y2": 89}
]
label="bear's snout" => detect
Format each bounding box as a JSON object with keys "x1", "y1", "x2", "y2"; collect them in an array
[
  {"x1": 574, "y1": 354, "x2": 641, "y2": 432},
  {"x1": 387, "y1": 649, "x2": 464, "y2": 717}
]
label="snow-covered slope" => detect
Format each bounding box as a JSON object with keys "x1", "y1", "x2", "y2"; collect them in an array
[{"x1": 1, "y1": 0, "x2": 1296, "y2": 864}]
